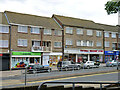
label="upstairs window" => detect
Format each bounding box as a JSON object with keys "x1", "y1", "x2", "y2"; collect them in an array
[
  {"x1": 18, "y1": 26, "x2": 28, "y2": 33},
  {"x1": 105, "y1": 41, "x2": 110, "y2": 47},
  {"x1": 96, "y1": 41, "x2": 102, "y2": 47},
  {"x1": 66, "y1": 27, "x2": 73, "y2": 34},
  {"x1": 76, "y1": 28, "x2": 83, "y2": 34},
  {"x1": 104, "y1": 32, "x2": 109, "y2": 37},
  {"x1": 18, "y1": 39, "x2": 27, "y2": 47},
  {"x1": 111, "y1": 32, "x2": 116, "y2": 38},
  {"x1": 96, "y1": 31, "x2": 102, "y2": 37},
  {"x1": 31, "y1": 27, "x2": 40, "y2": 34},
  {"x1": 88, "y1": 41, "x2": 94, "y2": 47},
  {"x1": 66, "y1": 39, "x2": 73, "y2": 45},
  {"x1": 0, "y1": 40, "x2": 8, "y2": 48},
  {"x1": 44, "y1": 29, "x2": 51, "y2": 35},
  {"x1": 87, "y1": 30, "x2": 93, "y2": 36},
  {"x1": 119, "y1": 34, "x2": 120, "y2": 38},
  {"x1": 54, "y1": 30, "x2": 62, "y2": 36},
  {"x1": 0, "y1": 26, "x2": 9, "y2": 33},
  {"x1": 76, "y1": 40, "x2": 81, "y2": 46},
  {"x1": 54, "y1": 42, "x2": 62, "y2": 48}
]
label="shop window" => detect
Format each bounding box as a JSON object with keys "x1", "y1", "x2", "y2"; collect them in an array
[{"x1": 30, "y1": 58, "x2": 34, "y2": 63}]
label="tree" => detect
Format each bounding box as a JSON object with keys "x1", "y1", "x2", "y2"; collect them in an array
[{"x1": 105, "y1": 0, "x2": 120, "y2": 15}]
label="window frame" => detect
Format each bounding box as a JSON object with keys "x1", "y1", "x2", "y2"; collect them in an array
[
  {"x1": 54, "y1": 42, "x2": 62, "y2": 48},
  {"x1": 65, "y1": 27, "x2": 73, "y2": 34},
  {"x1": 111, "y1": 32, "x2": 116, "y2": 38},
  {"x1": 18, "y1": 25, "x2": 28, "y2": 33},
  {"x1": 44, "y1": 29, "x2": 52, "y2": 35},
  {"x1": 66, "y1": 39, "x2": 73, "y2": 45},
  {"x1": 87, "y1": 30, "x2": 93, "y2": 36},
  {"x1": 54, "y1": 30, "x2": 62, "y2": 36},
  {"x1": 18, "y1": 39, "x2": 28, "y2": 47},
  {"x1": 104, "y1": 32, "x2": 109, "y2": 37},
  {"x1": 0, "y1": 40, "x2": 8, "y2": 48},
  {"x1": 0, "y1": 25, "x2": 9, "y2": 33},
  {"x1": 76, "y1": 28, "x2": 83, "y2": 35},
  {"x1": 31, "y1": 27, "x2": 40, "y2": 34},
  {"x1": 96, "y1": 31, "x2": 102, "y2": 37},
  {"x1": 96, "y1": 41, "x2": 102, "y2": 47},
  {"x1": 105, "y1": 41, "x2": 110, "y2": 47}
]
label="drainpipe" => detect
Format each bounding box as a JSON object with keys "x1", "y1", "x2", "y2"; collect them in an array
[
  {"x1": 103, "y1": 30, "x2": 105, "y2": 63},
  {"x1": 62, "y1": 25, "x2": 64, "y2": 61},
  {"x1": 4, "y1": 12, "x2": 12, "y2": 70},
  {"x1": 40, "y1": 28, "x2": 43, "y2": 65}
]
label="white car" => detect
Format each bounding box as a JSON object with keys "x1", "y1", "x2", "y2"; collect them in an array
[{"x1": 82, "y1": 61, "x2": 98, "y2": 69}]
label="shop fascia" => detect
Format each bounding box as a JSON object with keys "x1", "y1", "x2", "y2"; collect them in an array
[
  {"x1": 12, "y1": 51, "x2": 41, "y2": 57},
  {"x1": 64, "y1": 48, "x2": 104, "y2": 54}
]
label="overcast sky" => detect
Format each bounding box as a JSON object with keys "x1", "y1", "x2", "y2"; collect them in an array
[{"x1": 0, "y1": 0, "x2": 118, "y2": 25}]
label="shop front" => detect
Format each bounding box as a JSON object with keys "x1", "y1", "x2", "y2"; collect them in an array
[
  {"x1": 43, "y1": 52, "x2": 62, "y2": 67},
  {"x1": 64, "y1": 48, "x2": 104, "y2": 63},
  {"x1": 105, "y1": 51, "x2": 119, "y2": 63},
  {"x1": 0, "y1": 53, "x2": 10, "y2": 71},
  {"x1": 11, "y1": 52, "x2": 41, "y2": 69}
]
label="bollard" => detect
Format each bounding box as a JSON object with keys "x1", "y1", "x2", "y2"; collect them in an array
[{"x1": 25, "y1": 67, "x2": 27, "y2": 85}]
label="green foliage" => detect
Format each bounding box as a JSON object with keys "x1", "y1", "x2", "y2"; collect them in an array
[{"x1": 105, "y1": 0, "x2": 120, "y2": 14}]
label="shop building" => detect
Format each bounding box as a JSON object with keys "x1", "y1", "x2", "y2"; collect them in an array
[
  {"x1": 52, "y1": 14, "x2": 104, "y2": 62},
  {"x1": 2, "y1": 11, "x2": 62, "y2": 69},
  {"x1": 0, "y1": 12, "x2": 10, "y2": 70}
]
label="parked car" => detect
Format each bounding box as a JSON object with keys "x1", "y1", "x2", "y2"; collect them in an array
[
  {"x1": 57, "y1": 61, "x2": 81, "y2": 71},
  {"x1": 106, "y1": 60, "x2": 117, "y2": 67},
  {"x1": 82, "y1": 61, "x2": 99, "y2": 69},
  {"x1": 94, "y1": 60, "x2": 100, "y2": 66},
  {"x1": 27, "y1": 64, "x2": 52, "y2": 73}
]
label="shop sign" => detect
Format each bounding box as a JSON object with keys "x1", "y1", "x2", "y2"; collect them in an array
[
  {"x1": 12, "y1": 52, "x2": 41, "y2": 56},
  {"x1": 0, "y1": 54, "x2": 3, "y2": 56},
  {"x1": 80, "y1": 50, "x2": 104, "y2": 54}
]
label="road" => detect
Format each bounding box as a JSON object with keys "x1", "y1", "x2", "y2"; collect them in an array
[{"x1": 1, "y1": 66, "x2": 119, "y2": 89}]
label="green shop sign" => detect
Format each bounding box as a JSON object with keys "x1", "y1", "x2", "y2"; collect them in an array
[{"x1": 12, "y1": 52, "x2": 41, "y2": 56}]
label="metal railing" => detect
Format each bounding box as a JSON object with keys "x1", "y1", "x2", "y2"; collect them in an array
[
  {"x1": 38, "y1": 81, "x2": 120, "y2": 90},
  {"x1": 31, "y1": 46, "x2": 51, "y2": 52}
]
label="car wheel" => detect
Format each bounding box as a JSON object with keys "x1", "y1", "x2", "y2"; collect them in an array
[
  {"x1": 77, "y1": 66, "x2": 81, "y2": 70},
  {"x1": 65, "y1": 67, "x2": 68, "y2": 71},
  {"x1": 87, "y1": 66, "x2": 90, "y2": 69},
  {"x1": 111, "y1": 64, "x2": 114, "y2": 67},
  {"x1": 48, "y1": 68, "x2": 52, "y2": 72},
  {"x1": 33, "y1": 70, "x2": 36, "y2": 74}
]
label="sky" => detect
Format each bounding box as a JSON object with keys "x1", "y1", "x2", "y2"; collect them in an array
[{"x1": 0, "y1": 0, "x2": 118, "y2": 25}]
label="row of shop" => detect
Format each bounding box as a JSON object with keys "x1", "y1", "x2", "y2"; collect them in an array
[{"x1": 0, "y1": 49, "x2": 119, "y2": 70}]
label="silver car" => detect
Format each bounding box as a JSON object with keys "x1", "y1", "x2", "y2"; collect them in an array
[{"x1": 106, "y1": 60, "x2": 117, "y2": 67}]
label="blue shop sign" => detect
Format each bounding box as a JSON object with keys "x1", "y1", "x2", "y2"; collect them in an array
[
  {"x1": 115, "y1": 51, "x2": 119, "y2": 55},
  {"x1": 105, "y1": 51, "x2": 115, "y2": 55}
]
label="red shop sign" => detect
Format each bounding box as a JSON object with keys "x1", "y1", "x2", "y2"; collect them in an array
[
  {"x1": 80, "y1": 50, "x2": 89, "y2": 52},
  {"x1": 90, "y1": 50, "x2": 97, "y2": 52}
]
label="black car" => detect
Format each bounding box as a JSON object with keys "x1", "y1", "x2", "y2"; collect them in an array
[
  {"x1": 94, "y1": 60, "x2": 100, "y2": 67},
  {"x1": 27, "y1": 64, "x2": 52, "y2": 73}
]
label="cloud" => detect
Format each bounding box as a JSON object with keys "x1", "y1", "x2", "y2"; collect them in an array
[{"x1": 0, "y1": 0, "x2": 118, "y2": 25}]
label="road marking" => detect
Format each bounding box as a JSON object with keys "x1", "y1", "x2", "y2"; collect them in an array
[{"x1": 1, "y1": 71, "x2": 118, "y2": 87}]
